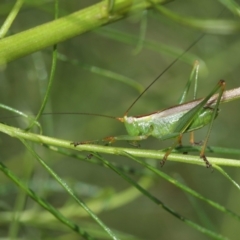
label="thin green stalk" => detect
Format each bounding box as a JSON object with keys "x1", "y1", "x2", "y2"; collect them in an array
[
  {"x1": 56, "y1": 52, "x2": 144, "y2": 93},
  {"x1": 95, "y1": 152, "x2": 228, "y2": 240},
  {"x1": 20, "y1": 139, "x2": 119, "y2": 240},
  {"x1": 96, "y1": 27, "x2": 203, "y2": 66},
  {"x1": 123, "y1": 152, "x2": 240, "y2": 222},
  {"x1": 0, "y1": 0, "x2": 24, "y2": 38},
  {"x1": 44, "y1": 144, "x2": 151, "y2": 176},
  {"x1": 0, "y1": 122, "x2": 239, "y2": 167},
  {"x1": 214, "y1": 165, "x2": 240, "y2": 190},
  {"x1": 8, "y1": 151, "x2": 34, "y2": 239},
  {"x1": 0, "y1": 104, "x2": 42, "y2": 133},
  {"x1": 0, "y1": 161, "x2": 95, "y2": 240},
  {"x1": 149, "y1": 0, "x2": 240, "y2": 34},
  {"x1": 132, "y1": 9, "x2": 148, "y2": 55},
  {"x1": 174, "y1": 174, "x2": 216, "y2": 231},
  {"x1": 27, "y1": 1, "x2": 59, "y2": 130},
  {"x1": 218, "y1": 0, "x2": 240, "y2": 17}
]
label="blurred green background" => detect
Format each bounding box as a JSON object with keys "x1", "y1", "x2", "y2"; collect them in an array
[{"x1": 0, "y1": 0, "x2": 240, "y2": 239}]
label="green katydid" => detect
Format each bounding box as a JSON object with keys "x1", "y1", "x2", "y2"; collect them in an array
[
  {"x1": 66, "y1": 33, "x2": 239, "y2": 168},
  {"x1": 69, "y1": 6, "x2": 239, "y2": 167},
  {"x1": 65, "y1": 32, "x2": 239, "y2": 168},
  {"x1": 70, "y1": 59, "x2": 239, "y2": 168}
]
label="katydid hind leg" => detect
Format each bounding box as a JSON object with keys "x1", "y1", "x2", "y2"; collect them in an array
[
  {"x1": 161, "y1": 80, "x2": 225, "y2": 167},
  {"x1": 200, "y1": 80, "x2": 226, "y2": 168}
]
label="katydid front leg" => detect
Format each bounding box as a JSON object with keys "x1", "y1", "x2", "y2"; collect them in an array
[{"x1": 71, "y1": 134, "x2": 149, "y2": 147}]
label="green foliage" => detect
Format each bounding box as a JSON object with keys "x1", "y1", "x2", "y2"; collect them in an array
[{"x1": 0, "y1": 0, "x2": 240, "y2": 239}]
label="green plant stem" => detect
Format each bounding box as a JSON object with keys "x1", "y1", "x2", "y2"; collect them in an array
[
  {"x1": 0, "y1": 0, "x2": 24, "y2": 38},
  {"x1": 0, "y1": 0, "x2": 168, "y2": 65},
  {"x1": 0, "y1": 161, "x2": 96, "y2": 240},
  {"x1": 27, "y1": 2, "x2": 59, "y2": 130},
  {"x1": 20, "y1": 139, "x2": 119, "y2": 240},
  {"x1": 149, "y1": 0, "x2": 240, "y2": 34},
  {"x1": 0, "y1": 122, "x2": 239, "y2": 167},
  {"x1": 93, "y1": 153, "x2": 229, "y2": 240}
]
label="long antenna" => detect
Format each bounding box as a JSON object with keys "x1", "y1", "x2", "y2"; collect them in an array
[
  {"x1": 1, "y1": 112, "x2": 120, "y2": 121},
  {"x1": 124, "y1": 34, "x2": 205, "y2": 117},
  {"x1": 40, "y1": 112, "x2": 118, "y2": 120},
  {"x1": 124, "y1": 3, "x2": 227, "y2": 117}
]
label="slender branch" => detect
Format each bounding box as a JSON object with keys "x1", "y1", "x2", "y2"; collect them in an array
[{"x1": 0, "y1": 122, "x2": 239, "y2": 167}]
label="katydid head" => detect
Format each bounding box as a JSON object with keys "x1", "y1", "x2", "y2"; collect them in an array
[{"x1": 122, "y1": 116, "x2": 140, "y2": 137}]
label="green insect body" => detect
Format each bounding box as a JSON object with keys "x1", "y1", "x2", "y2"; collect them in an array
[
  {"x1": 122, "y1": 106, "x2": 217, "y2": 140},
  {"x1": 117, "y1": 79, "x2": 223, "y2": 144}
]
